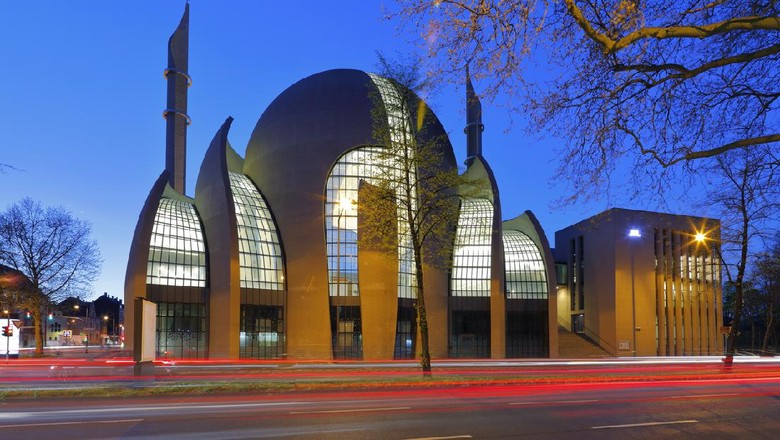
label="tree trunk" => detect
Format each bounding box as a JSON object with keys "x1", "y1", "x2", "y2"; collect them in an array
[
  {"x1": 762, "y1": 300, "x2": 773, "y2": 352},
  {"x1": 725, "y1": 206, "x2": 750, "y2": 360},
  {"x1": 751, "y1": 321, "x2": 756, "y2": 350},
  {"x1": 414, "y1": 242, "x2": 432, "y2": 377},
  {"x1": 33, "y1": 308, "x2": 44, "y2": 357}
]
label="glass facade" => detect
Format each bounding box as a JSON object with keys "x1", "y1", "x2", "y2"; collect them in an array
[
  {"x1": 239, "y1": 304, "x2": 284, "y2": 359},
  {"x1": 504, "y1": 231, "x2": 549, "y2": 358},
  {"x1": 147, "y1": 198, "x2": 207, "y2": 287},
  {"x1": 449, "y1": 197, "x2": 493, "y2": 358},
  {"x1": 146, "y1": 197, "x2": 209, "y2": 359},
  {"x1": 503, "y1": 230, "x2": 547, "y2": 299},
  {"x1": 156, "y1": 301, "x2": 208, "y2": 359},
  {"x1": 506, "y1": 305, "x2": 549, "y2": 358},
  {"x1": 450, "y1": 198, "x2": 493, "y2": 297},
  {"x1": 229, "y1": 172, "x2": 284, "y2": 290},
  {"x1": 393, "y1": 299, "x2": 416, "y2": 359},
  {"x1": 325, "y1": 147, "x2": 381, "y2": 298}
]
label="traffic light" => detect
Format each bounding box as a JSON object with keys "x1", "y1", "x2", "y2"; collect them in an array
[{"x1": 1, "y1": 326, "x2": 10, "y2": 337}]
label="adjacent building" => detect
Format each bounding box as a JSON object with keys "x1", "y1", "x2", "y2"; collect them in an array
[{"x1": 554, "y1": 208, "x2": 722, "y2": 356}]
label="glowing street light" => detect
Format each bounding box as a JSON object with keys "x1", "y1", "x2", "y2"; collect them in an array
[
  {"x1": 695, "y1": 231, "x2": 707, "y2": 243},
  {"x1": 103, "y1": 315, "x2": 114, "y2": 342}
]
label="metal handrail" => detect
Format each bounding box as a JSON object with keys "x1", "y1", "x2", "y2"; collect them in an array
[{"x1": 557, "y1": 315, "x2": 618, "y2": 355}]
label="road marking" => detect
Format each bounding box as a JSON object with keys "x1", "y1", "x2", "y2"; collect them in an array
[
  {"x1": 290, "y1": 406, "x2": 411, "y2": 415},
  {"x1": 0, "y1": 401, "x2": 312, "y2": 419},
  {"x1": 670, "y1": 393, "x2": 737, "y2": 399},
  {"x1": 592, "y1": 420, "x2": 699, "y2": 430},
  {"x1": 0, "y1": 418, "x2": 143, "y2": 429},
  {"x1": 510, "y1": 399, "x2": 599, "y2": 405},
  {"x1": 402, "y1": 436, "x2": 472, "y2": 440}
]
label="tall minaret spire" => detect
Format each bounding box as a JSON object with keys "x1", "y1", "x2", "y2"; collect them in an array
[
  {"x1": 163, "y1": 3, "x2": 191, "y2": 195},
  {"x1": 464, "y1": 64, "x2": 484, "y2": 160}
]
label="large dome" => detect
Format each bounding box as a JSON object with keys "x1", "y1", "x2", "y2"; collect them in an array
[{"x1": 244, "y1": 68, "x2": 455, "y2": 182}]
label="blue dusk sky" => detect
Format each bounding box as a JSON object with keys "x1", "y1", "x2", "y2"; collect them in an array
[{"x1": 0, "y1": 1, "x2": 681, "y2": 300}]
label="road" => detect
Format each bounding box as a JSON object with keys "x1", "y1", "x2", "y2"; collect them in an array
[
  {"x1": 2, "y1": 356, "x2": 779, "y2": 389},
  {"x1": 1, "y1": 374, "x2": 779, "y2": 439}
]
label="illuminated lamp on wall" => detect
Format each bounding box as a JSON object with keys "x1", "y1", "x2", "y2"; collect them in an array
[{"x1": 628, "y1": 229, "x2": 641, "y2": 238}]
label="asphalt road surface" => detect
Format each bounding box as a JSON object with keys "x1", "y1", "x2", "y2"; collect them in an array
[{"x1": 2, "y1": 375, "x2": 779, "y2": 439}]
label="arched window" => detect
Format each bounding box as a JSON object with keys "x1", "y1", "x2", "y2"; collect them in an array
[
  {"x1": 503, "y1": 230, "x2": 547, "y2": 299},
  {"x1": 451, "y1": 198, "x2": 493, "y2": 297},
  {"x1": 147, "y1": 198, "x2": 207, "y2": 287},
  {"x1": 229, "y1": 172, "x2": 284, "y2": 290}
]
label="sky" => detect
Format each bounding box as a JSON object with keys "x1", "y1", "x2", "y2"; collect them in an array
[{"x1": 1, "y1": 1, "x2": 669, "y2": 300}]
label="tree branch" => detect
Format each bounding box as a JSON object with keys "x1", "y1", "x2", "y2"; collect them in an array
[{"x1": 565, "y1": 0, "x2": 780, "y2": 54}]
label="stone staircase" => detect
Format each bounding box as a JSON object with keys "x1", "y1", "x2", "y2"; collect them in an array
[{"x1": 557, "y1": 327, "x2": 613, "y2": 358}]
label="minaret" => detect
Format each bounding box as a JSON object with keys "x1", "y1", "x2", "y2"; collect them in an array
[
  {"x1": 163, "y1": 3, "x2": 191, "y2": 195},
  {"x1": 464, "y1": 64, "x2": 484, "y2": 160}
]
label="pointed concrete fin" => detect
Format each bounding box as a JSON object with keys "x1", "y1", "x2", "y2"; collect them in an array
[
  {"x1": 195, "y1": 117, "x2": 235, "y2": 201},
  {"x1": 225, "y1": 137, "x2": 245, "y2": 173}
]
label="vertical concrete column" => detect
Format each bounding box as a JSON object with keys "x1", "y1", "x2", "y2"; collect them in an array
[
  {"x1": 357, "y1": 184, "x2": 399, "y2": 360},
  {"x1": 664, "y1": 231, "x2": 675, "y2": 355},
  {"x1": 654, "y1": 229, "x2": 666, "y2": 356}
]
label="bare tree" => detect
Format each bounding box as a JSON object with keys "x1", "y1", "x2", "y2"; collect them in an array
[
  {"x1": 0, "y1": 198, "x2": 101, "y2": 356},
  {"x1": 392, "y1": 1, "x2": 780, "y2": 201},
  {"x1": 359, "y1": 54, "x2": 463, "y2": 375},
  {"x1": 704, "y1": 145, "x2": 780, "y2": 360},
  {"x1": 753, "y1": 237, "x2": 780, "y2": 351}
]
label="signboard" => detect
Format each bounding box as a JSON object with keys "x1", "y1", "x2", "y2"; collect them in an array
[{"x1": 134, "y1": 298, "x2": 157, "y2": 363}]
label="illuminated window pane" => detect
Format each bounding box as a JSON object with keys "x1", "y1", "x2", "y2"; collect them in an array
[
  {"x1": 451, "y1": 198, "x2": 493, "y2": 297},
  {"x1": 326, "y1": 146, "x2": 418, "y2": 299},
  {"x1": 147, "y1": 198, "x2": 207, "y2": 287},
  {"x1": 503, "y1": 230, "x2": 548, "y2": 299},
  {"x1": 323, "y1": 74, "x2": 419, "y2": 300},
  {"x1": 229, "y1": 172, "x2": 284, "y2": 290}
]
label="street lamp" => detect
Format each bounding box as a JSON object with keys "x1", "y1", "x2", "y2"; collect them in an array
[
  {"x1": 103, "y1": 315, "x2": 113, "y2": 344},
  {"x1": 71, "y1": 302, "x2": 93, "y2": 353}
]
